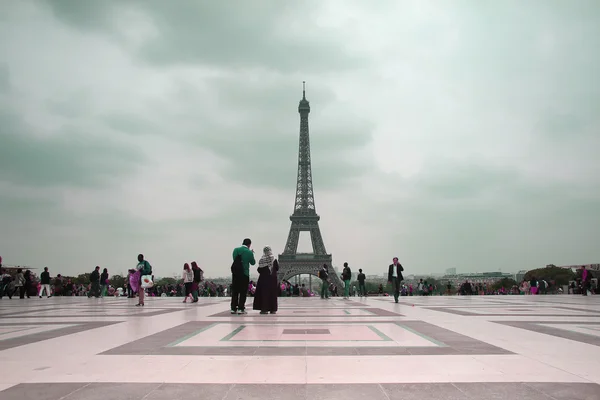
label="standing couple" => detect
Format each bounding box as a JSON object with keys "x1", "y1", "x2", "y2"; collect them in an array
[{"x1": 230, "y1": 238, "x2": 279, "y2": 315}]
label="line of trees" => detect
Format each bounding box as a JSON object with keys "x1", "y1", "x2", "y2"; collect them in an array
[{"x1": 524, "y1": 266, "x2": 575, "y2": 286}]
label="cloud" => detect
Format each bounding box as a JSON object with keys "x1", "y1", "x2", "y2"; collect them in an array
[
  {"x1": 1, "y1": 0, "x2": 599, "y2": 279},
  {"x1": 0, "y1": 110, "x2": 145, "y2": 188},
  {"x1": 39, "y1": 0, "x2": 366, "y2": 73}
]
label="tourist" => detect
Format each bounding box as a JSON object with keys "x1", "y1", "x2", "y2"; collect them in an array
[
  {"x1": 581, "y1": 266, "x2": 591, "y2": 296},
  {"x1": 529, "y1": 276, "x2": 538, "y2": 295},
  {"x1": 191, "y1": 261, "x2": 202, "y2": 303},
  {"x1": 341, "y1": 262, "x2": 352, "y2": 299},
  {"x1": 65, "y1": 279, "x2": 74, "y2": 296},
  {"x1": 357, "y1": 269, "x2": 366, "y2": 297},
  {"x1": 182, "y1": 263, "x2": 194, "y2": 303},
  {"x1": 230, "y1": 238, "x2": 256, "y2": 315},
  {"x1": 88, "y1": 266, "x2": 101, "y2": 298},
  {"x1": 417, "y1": 279, "x2": 424, "y2": 295},
  {"x1": 0, "y1": 267, "x2": 12, "y2": 299},
  {"x1": 135, "y1": 254, "x2": 152, "y2": 306},
  {"x1": 318, "y1": 264, "x2": 329, "y2": 299},
  {"x1": 53, "y1": 274, "x2": 63, "y2": 296},
  {"x1": 38, "y1": 267, "x2": 51, "y2": 298},
  {"x1": 23, "y1": 270, "x2": 32, "y2": 298},
  {"x1": 253, "y1": 246, "x2": 279, "y2": 314},
  {"x1": 387, "y1": 257, "x2": 405, "y2": 303},
  {"x1": 100, "y1": 268, "x2": 109, "y2": 297},
  {"x1": 126, "y1": 270, "x2": 135, "y2": 298},
  {"x1": 13, "y1": 268, "x2": 25, "y2": 299}
]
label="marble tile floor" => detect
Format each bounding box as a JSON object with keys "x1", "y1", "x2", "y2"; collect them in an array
[{"x1": 0, "y1": 295, "x2": 599, "y2": 399}]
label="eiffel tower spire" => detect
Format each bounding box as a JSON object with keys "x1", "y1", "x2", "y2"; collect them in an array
[{"x1": 294, "y1": 81, "x2": 316, "y2": 215}]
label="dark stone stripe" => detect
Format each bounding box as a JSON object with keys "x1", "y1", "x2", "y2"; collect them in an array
[{"x1": 2, "y1": 382, "x2": 599, "y2": 400}]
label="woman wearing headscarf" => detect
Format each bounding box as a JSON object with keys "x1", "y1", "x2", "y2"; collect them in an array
[{"x1": 253, "y1": 246, "x2": 279, "y2": 314}]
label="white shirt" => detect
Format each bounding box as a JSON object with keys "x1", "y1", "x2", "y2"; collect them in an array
[{"x1": 182, "y1": 270, "x2": 193, "y2": 283}]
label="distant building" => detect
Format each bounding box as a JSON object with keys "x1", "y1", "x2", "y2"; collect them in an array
[
  {"x1": 445, "y1": 268, "x2": 456, "y2": 275},
  {"x1": 515, "y1": 270, "x2": 528, "y2": 282}
]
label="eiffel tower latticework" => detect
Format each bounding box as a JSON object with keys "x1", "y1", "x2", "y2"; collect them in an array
[{"x1": 278, "y1": 83, "x2": 342, "y2": 290}]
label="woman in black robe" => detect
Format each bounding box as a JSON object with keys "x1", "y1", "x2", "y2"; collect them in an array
[{"x1": 253, "y1": 246, "x2": 279, "y2": 314}]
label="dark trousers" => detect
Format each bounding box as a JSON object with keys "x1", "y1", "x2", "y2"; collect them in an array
[
  {"x1": 358, "y1": 282, "x2": 367, "y2": 296},
  {"x1": 15, "y1": 286, "x2": 26, "y2": 299},
  {"x1": 0, "y1": 283, "x2": 12, "y2": 299},
  {"x1": 13, "y1": 286, "x2": 27, "y2": 299},
  {"x1": 184, "y1": 282, "x2": 193, "y2": 297},
  {"x1": 391, "y1": 277, "x2": 402, "y2": 302},
  {"x1": 582, "y1": 281, "x2": 589, "y2": 295},
  {"x1": 127, "y1": 284, "x2": 133, "y2": 298},
  {"x1": 88, "y1": 282, "x2": 100, "y2": 298},
  {"x1": 230, "y1": 274, "x2": 249, "y2": 311}
]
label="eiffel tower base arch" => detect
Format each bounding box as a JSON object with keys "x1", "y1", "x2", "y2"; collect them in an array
[{"x1": 277, "y1": 254, "x2": 344, "y2": 293}]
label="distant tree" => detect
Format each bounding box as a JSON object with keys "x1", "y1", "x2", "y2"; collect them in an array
[
  {"x1": 492, "y1": 277, "x2": 518, "y2": 291},
  {"x1": 110, "y1": 274, "x2": 126, "y2": 288},
  {"x1": 73, "y1": 273, "x2": 91, "y2": 285},
  {"x1": 423, "y1": 277, "x2": 443, "y2": 294},
  {"x1": 524, "y1": 266, "x2": 575, "y2": 286},
  {"x1": 154, "y1": 277, "x2": 177, "y2": 287}
]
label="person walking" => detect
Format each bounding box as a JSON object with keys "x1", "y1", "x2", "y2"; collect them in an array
[
  {"x1": 581, "y1": 266, "x2": 592, "y2": 296},
  {"x1": 0, "y1": 267, "x2": 12, "y2": 299},
  {"x1": 191, "y1": 261, "x2": 203, "y2": 302},
  {"x1": 88, "y1": 266, "x2": 101, "y2": 298},
  {"x1": 100, "y1": 268, "x2": 109, "y2": 297},
  {"x1": 135, "y1": 254, "x2": 152, "y2": 306},
  {"x1": 14, "y1": 268, "x2": 25, "y2": 299},
  {"x1": 38, "y1": 267, "x2": 52, "y2": 298},
  {"x1": 387, "y1": 257, "x2": 405, "y2": 303},
  {"x1": 126, "y1": 270, "x2": 134, "y2": 298},
  {"x1": 23, "y1": 270, "x2": 32, "y2": 298},
  {"x1": 318, "y1": 264, "x2": 330, "y2": 299},
  {"x1": 182, "y1": 263, "x2": 194, "y2": 303},
  {"x1": 357, "y1": 269, "x2": 367, "y2": 297},
  {"x1": 341, "y1": 262, "x2": 352, "y2": 299},
  {"x1": 230, "y1": 238, "x2": 256, "y2": 315}
]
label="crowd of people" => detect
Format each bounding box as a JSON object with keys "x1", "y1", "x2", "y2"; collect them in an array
[{"x1": 1, "y1": 253, "x2": 595, "y2": 306}]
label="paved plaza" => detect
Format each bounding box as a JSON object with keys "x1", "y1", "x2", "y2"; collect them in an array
[{"x1": 0, "y1": 295, "x2": 599, "y2": 399}]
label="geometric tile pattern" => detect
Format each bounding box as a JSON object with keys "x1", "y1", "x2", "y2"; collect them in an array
[
  {"x1": 0, "y1": 321, "x2": 119, "y2": 351},
  {"x1": 494, "y1": 321, "x2": 600, "y2": 347},
  {"x1": 99, "y1": 320, "x2": 512, "y2": 356},
  {"x1": 0, "y1": 306, "x2": 187, "y2": 318},
  {"x1": 1, "y1": 295, "x2": 600, "y2": 400},
  {"x1": 208, "y1": 307, "x2": 403, "y2": 317},
  {"x1": 424, "y1": 305, "x2": 600, "y2": 317}
]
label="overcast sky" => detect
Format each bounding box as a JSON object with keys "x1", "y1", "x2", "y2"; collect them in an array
[{"x1": 1, "y1": 0, "x2": 598, "y2": 279}]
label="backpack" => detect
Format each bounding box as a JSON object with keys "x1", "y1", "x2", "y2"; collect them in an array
[
  {"x1": 231, "y1": 254, "x2": 243, "y2": 276},
  {"x1": 142, "y1": 261, "x2": 152, "y2": 276}
]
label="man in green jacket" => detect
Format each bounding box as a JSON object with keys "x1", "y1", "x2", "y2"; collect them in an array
[{"x1": 231, "y1": 238, "x2": 256, "y2": 314}]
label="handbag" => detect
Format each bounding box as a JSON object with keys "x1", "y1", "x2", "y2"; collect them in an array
[{"x1": 141, "y1": 275, "x2": 154, "y2": 289}]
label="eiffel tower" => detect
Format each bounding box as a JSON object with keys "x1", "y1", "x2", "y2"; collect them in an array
[{"x1": 278, "y1": 83, "x2": 343, "y2": 290}]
